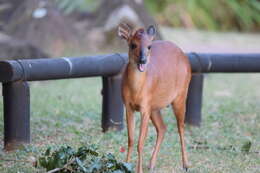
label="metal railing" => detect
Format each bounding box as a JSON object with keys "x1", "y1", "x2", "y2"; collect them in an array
[{"x1": 0, "y1": 53, "x2": 259, "y2": 150}]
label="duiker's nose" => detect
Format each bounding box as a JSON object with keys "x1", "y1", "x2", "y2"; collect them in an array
[{"x1": 139, "y1": 50, "x2": 147, "y2": 64}]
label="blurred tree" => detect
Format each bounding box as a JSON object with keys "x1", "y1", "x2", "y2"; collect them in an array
[
  {"x1": 1, "y1": 0, "x2": 258, "y2": 59},
  {"x1": 0, "y1": 32, "x2": 49, "y2": 60},
  {"x1": 54, "y1": 0, "x2": 99, "y2": 14},
  {"x1": 4, "y1": 0, "x2": 81, "y2": 56},
  {"x1": 0, "y1": 0, "x2": 50, "y2": 59},
  {"x1": 55, "y1": 0, "x2": 162, "y2": 39},
  {"x1": 2, "y1": 0, "x2": 162, "y2": 56},
  {"x1": 0, "y1": 0, "x2": 24, "y2": 29},
  {"x1": 93, "y1": 0, "x2": 161, "y2": 32}
]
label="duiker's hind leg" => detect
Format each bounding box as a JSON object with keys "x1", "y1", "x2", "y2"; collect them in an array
[
  {"x1": 172, "y1": 93, "x2": 190, "y2": 171},
  {"x1": 149, "y1": 110, "x2": 167, "y2": 172}
]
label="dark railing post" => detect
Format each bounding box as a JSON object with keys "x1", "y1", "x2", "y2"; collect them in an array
[
  {"x1": 3, "y1": 81, "x2": 30, "y2": 150},
  {"x1": 185, "y1": 74, "x2": 204, "y2": 126},
  {"x1": 101, "y1": 75, "x2": 124, "y2": 132}
]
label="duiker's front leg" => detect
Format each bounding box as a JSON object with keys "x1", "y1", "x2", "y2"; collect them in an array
[
  {"x1": 125, "y1": 106, "x2": 135, "y2": 162},
  {"x1": 137, "y1": 110, "x2": 150, "y2": 173}
]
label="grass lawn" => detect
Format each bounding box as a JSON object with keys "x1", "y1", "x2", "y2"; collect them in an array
[
  {"x1": 0, "y1": 73, "x2": 259, "y2": 173},
  {"x1": 0, "y1": 27, "x2": 260, "y2": 173}
]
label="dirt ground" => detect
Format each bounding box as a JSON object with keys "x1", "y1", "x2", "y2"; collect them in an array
[{"x1": 161, "y1": 27, "x2": 260, "y2": 53}]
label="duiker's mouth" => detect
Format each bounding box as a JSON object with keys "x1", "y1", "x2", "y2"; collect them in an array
[{"x1": 137, "y1": 63, "x2": 147, "y2": 72}]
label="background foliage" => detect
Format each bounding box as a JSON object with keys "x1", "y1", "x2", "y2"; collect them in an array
[
  {"x1": 144, "y1": 0, "x2": 260, "y2": 31},
  {"x1": 53, "y1": 0, "x2": 260, "y2": 31},
  {"x1": 54, "y1": 0, "x2": 100, "y2": 14}
]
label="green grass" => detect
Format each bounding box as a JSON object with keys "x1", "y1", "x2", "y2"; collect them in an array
[{"x1": 0, "y1": 73, "x2": 259, "y2": 173}]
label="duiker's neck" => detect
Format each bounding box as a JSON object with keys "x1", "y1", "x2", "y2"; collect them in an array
[{"x1": 126, "y1": 62, "x2": 147, "y2": 91}]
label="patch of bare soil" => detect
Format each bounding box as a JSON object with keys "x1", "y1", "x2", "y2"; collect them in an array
[{"x1": 161, "y1": 27, "x2": 260, "y2": 53}]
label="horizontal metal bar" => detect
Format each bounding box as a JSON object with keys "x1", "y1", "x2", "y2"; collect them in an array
[
  {"x1": 0, "y1": 53, "x2": 128, "y2": 82},
  {"x1": 189, "y1": 53, "x2": 260, "y2": 73},
  {"x1": 0, "y1": 53, "x2": 260, "y2": 82}
]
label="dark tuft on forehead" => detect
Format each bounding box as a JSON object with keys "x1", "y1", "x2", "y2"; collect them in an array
[{"x1": 134, "y1": 28, "x2": 145, "y2": 39}]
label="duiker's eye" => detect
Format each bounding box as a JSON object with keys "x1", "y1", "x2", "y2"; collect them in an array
[
  {"x1": 130, "y1": 43, "x2": 137, "y2": 49},
  {"x1": 148, "y1": 45, "x2": 152, "y2": 50}
]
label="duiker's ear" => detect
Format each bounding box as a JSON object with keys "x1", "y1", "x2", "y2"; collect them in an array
[
  {"x1": 147, "y1": 25, "x2": 156, "y2": 40},
  {"x1": 118, "y1": 23, "x2": 132, "y2": 41}
]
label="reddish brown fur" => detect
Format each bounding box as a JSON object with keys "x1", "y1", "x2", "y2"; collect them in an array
[
  {"x1": 123, "y1": 40, "x2": 191, "y2": 111},
  {"x1": 118, "y1": 23, "x2": 191, "y2": 173}
]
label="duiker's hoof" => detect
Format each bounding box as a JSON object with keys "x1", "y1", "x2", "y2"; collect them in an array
[
  {"x1": 147, "y1": 165, "x2": 154, "y2": 173},
  {"x1": 149, "y1": 170, "x2": 154, "y2": 173},
  {"x1": 183, "y1": 167, "x2": 188, "y2": 172},
  {"x1": 183, "y1": 164, "x2": 191, "y2": 172},
  {"x1": 149, "y1": 168, "x2": 155, "y2": 173}
]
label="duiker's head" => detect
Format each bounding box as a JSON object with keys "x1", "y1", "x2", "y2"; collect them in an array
[{"x1": 118, "y1": 23, "x2": 156, "y2": 72}]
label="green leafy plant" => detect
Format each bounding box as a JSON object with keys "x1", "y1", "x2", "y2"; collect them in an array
[
  {"x1": 145, "y1": 0, "x2": 260, "y2": 32},
  {"x1": 54, "y1": 0, "x2": 100, "y2": 14},
  {"x1": 241, "y1": 140, "x2": 252, "y2": 154},
  {"x1": 37, "y1": 145, "x2": 133, "y2": 173}
]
